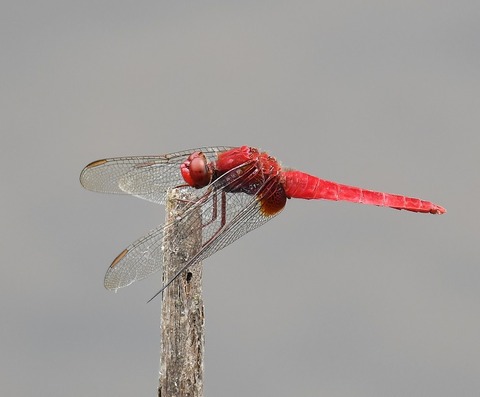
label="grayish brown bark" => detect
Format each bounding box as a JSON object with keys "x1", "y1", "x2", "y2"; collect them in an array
[{"x1": 158, "y1": 188, "x2": 204, "y2": 397}]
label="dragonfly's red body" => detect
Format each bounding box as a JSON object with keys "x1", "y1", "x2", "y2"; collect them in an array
[
  {"x1": 80, "y1": 145, "x2": 445, "y2": 297},
  {"x1": 181, "y1": 146, "x2": 445, "y2": 215}
]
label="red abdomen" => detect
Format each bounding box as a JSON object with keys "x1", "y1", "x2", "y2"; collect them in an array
[{"x1": 282, "y1": 170, "x2": 445, "y2": 214}]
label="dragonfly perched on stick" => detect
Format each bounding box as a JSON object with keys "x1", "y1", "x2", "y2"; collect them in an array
[{"x1": 80, "y1": 145, "x2": 445, "y2": 299}]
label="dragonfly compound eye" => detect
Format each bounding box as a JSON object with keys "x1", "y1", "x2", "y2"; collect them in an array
[{"x1": 181, "y1": 151, "x2": 212, "y2": 188}]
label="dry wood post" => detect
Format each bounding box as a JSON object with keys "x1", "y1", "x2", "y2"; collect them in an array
[{"x1": 158, "y1": 188, "x2": 205, "y2": 397}]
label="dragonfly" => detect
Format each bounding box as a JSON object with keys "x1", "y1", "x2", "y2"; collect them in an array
[{"x1": 80, "y1": 145, "x2": 445, "y2": 299}]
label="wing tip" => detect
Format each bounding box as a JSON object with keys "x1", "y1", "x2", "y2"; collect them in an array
[
  {"x1": 80, "y1": 159, "x2": 109, "y2": 189},
  {"x1": 110, "y1": 248, "x2": 129, "y2": 269},
  {"x1": 85, "y1": 159, "x2": 108, "y2": 169}
]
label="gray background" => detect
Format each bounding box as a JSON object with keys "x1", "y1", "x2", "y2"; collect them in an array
[{"x1": 2, "y1": 1, "x2": 478, "y2": 396}]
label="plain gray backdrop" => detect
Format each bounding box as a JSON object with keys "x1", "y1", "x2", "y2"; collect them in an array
[{"x1": 2, "y1": 1, "x2": 478, "y2": 396}]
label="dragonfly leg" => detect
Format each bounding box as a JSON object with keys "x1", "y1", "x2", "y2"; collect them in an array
[{"x1": 201, "y1": 190, "x2": 228, "y2": 230}]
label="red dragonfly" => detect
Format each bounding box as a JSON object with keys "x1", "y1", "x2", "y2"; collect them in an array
[{"x1": 80, "y1": 146, "x2": 445, "y2": 298}]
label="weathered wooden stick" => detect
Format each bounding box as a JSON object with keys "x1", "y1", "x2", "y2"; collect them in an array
[{"x1": 158, "y1": 188, "x2": 205, "y2": 397}]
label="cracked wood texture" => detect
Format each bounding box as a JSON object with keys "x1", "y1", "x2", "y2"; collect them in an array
[{"x1": 159, "y1": 188, "x2": 205, "y2": 397}]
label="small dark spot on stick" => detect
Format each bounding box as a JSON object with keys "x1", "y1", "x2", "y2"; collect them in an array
[{"x1": 186, "y1": 272, "x2": 193, "y2": 282}]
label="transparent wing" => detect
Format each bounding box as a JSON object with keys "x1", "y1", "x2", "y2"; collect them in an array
[
  {"x1": 104, "y1": 161, "x2": 286, "y2": 292},
  {"x1": 80, "y1": 146, "x2": 233, "y2": 204}
]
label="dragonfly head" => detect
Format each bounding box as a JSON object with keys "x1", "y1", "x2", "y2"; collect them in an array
[{"x1": 181, "y1": 151, "x2": 213, "y2": 188}]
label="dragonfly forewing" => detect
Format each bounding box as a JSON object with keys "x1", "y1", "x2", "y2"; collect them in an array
[{"x1": 80, "y1": 146, "x2": 233, "y2": 204}]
